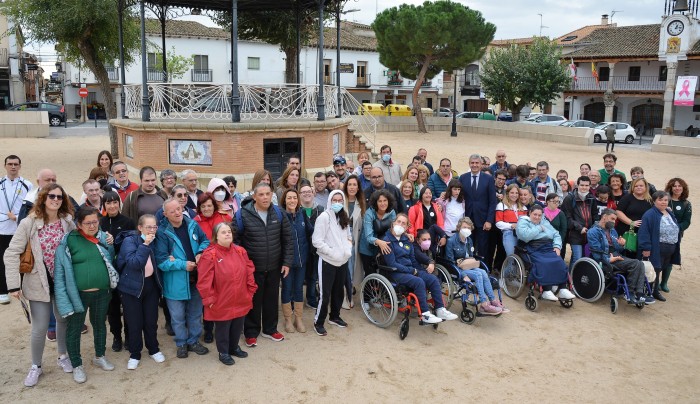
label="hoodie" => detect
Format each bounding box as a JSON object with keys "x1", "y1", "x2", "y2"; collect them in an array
[
  {"x1": 312, "y1": 189, "x2": 352, "y2": 267},
  {"x1": 207, "y1": 177, "x2": 236, "y2": 214}
]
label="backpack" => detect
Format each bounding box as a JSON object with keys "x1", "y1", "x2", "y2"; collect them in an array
[{"x1": 235, "y1": 205, "x2": 283, "y2": 234}]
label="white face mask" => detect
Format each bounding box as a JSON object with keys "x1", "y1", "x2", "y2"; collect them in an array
[
  {"x1": 460, "y1": 228, "x2": 471, "y2": 238},
  {"x1": 213, "y1": 190, "x2": 226, "y2": 201},
  {"x1": 393, "y1": 225, "x2": 405, "y2": 236}
]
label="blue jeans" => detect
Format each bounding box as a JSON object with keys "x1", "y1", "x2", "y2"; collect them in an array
[
  {"x1": 457, "y1": 268, "x2": 496, "y2": 303},
  {"x1": 569, "y1": 244, "x2": 583, "y2": 271},
  {"x1": 502, "y1": 229, "x2": 517, "y2": 256},
  {"x1": 345, "y1": 246, "x2": 356, "y2": 300},
  {"x1": 48, "y1": 308, "x2": 56, "y2": 332},
  {"x1": 281, "y1": 265, "x2": 305, "y2": 303},
  {"x1": 165, "y1": 285, "x2": 203, "y2": 347}
]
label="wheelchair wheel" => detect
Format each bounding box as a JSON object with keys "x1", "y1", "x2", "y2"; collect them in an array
[
  {"x1": 434, "y1": 264, "x2": 455, "y2": 310},
  {"x1": 360, "y1": 274, "x2": 398, "y2": 328},
  {"x1": 610, "y1": 296, "x2": 618, "y2": 314},
  {"x1": 636, "y1": 302, "x2": 645, "y2": 310},
  {"x1": 501, "y1": 255, "x2": 526, "y2": 299},
  {"x1": 399, "y1": 318, "x2": 409, "y2": 340},
  {"x1": 559, "y1": 299, "x2": 574, "y2": 309},
  {"x1": 460, "y1": 307, "x2": 476, "y2": 324},
  {"x1": 570, "y1": 258, "x2": 605, "y2": 302},
  {"x1": 525, "y1": 295, "x2": 537, "y2": 311}
]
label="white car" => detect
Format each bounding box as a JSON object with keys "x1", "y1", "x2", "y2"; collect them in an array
[
  {"x1": 435, "y1": 107, "x2": 453, "y2": 117},
  {"x1": 593, "y1": 122, "x2": 638, "y2": 144},
  {"x1": 522, "y1": 114, "x2": 567, "y2": 126}
]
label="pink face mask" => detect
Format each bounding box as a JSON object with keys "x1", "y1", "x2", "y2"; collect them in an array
[{"x1": 419, "y1": 240, "x2": 431, "y2": 251}]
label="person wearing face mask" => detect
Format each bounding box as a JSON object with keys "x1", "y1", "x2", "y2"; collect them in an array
[
  {"x1": 587, "y1": 209, "x2": 650, "y2": 305},
  {"x1": 311, "y1": 190, "x2": 353, "y2": 336},
  {"x1": 372, "y1": 145, "x2": 402, "y2": 185},
  {"x1": 384, "y1": 214, "x2": 457, "y2": 323},
  {"x1": 206, "y1": 178, "x2": 235, "y2": 217},
  {"x1": 445, "y1": 217, "x2": 505, "y2": 315},
  {"x1": 115, "y1": 214, "x2": 166, "y2": 370},
  {"x1": 194, "y1": 193, "x2": 232, "y2": 241},
  {"x1": 562, "y1": 176, "x2": 598, "y2": 270}
]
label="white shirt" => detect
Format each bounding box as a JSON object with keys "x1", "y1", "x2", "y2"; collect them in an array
[
  {"x1": 443, "y1": 198, "x2": 465, "y2": 237},
  {"x1": 0, "y1": 176, "x2": 33, "y2": 234}
]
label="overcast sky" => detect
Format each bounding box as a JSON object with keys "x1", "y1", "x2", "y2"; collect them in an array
[{"x1": 27, "y1": 0, "x2": 666, "y2": 75}]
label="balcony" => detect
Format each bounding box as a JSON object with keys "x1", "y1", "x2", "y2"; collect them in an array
[
  {"x1": 191, "y1": 69, "x2": 212, "y2": 82},
  {"x1": 106, "y1": 67, "x2": 119, "y2": 81},
  {"x1": 463, "y1": 75, "x2": 480, "y2": 87},
  {"x1": 147, "y1": 68, "x2": 165, "y2": 82},
  {"x1": 323, "y1": 75, "x2": 334, "y2": 85},
  {"x1": 570, "y1": 76, "x2": 669, "y2": 92},
  {"x1": 356, "y1": 74, "x2": 371, "y2": 88},
  {"x1": 421, "y1": 79, "x2": 432, "y2": 87},
  {"x1": 0, "y1": 48, "x2": 7, "y2": 67}
]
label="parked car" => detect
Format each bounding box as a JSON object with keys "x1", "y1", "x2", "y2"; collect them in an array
[
  {"x1": 526, "y1": 112, "x2": 542, "y2": 120},
  {"x1": 522, "y1": 114, "x2": 567, "y2": 126},
  {"x1": 435, "y1": 107, "x2": 453, "y2": 117},
  {"x1": 456, "y1": 111, "x2": 482, "y2": 119},
  {"x1": 561, "y1": 119, "x2": 597, "y2": 128},
  {"x1": 593, "y1": 122, "x2": 638, "y2": 144},
  {"x1": 8, "y1": 102, "x2": 66, "y2": 126},
  {"x1": 497, "y1": 111, "x2": 513, "y2": 121}
]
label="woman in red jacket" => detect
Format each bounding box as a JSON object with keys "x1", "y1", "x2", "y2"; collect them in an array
[
  {"x1": 194, "y1": 193, "x2": 232, "y2": 240},
  {"x1": 408, "y1": 187, "x2": 447, "y2": 252},
  {"x1": 197, "y1": 223, "x2": 257, "y2": 366}
]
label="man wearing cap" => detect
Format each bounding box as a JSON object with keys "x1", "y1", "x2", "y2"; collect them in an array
[{"x1": 333, "y1": 155, "x2": 349, "y2": 183}]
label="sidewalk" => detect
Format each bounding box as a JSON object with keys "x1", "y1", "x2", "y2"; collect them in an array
[{"x1": 49, "y1": 120, "x2": 109, "y2": 137}]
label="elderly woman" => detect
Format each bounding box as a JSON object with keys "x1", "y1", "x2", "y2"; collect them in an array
[
  {"x1": 445, "y1": 217, "x2": 504, "y2": 315},
  {"x1": 194, "y1": 192, "x2": 232, "y2": 240},
  {"x1": 398, "y1": 179, "x2": 416, "y2": 213},
  {"x1": 638, "y1": 191, "x2": 681, "y2": 302},
  {"x1": 4, "y1": 184, "x2": 75, "y2": 387},
  {"x1": 661, "y1": 178, "x2": 692, "y2": 292},
  {"x1": 54, "y1": 206, "x2": 116, "y2": 384},
  {"x1": 516, "y1": 205, "x2": 575, "y2": 302},
  {"x1": 197, "y1": 223, "x2": 257, "y2": 365}
]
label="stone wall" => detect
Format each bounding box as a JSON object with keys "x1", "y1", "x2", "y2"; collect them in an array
[
  {"x1": 651, "y1": 135, "x2": 700, "y2": 156},
  {"x1": 0, "y1": 111, "x2": 49, "y2": 138}
]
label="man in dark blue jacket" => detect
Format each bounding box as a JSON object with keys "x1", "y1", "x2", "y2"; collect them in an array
[{"x1": 460, "y1": 154, "x2": 497, "y2": 268}]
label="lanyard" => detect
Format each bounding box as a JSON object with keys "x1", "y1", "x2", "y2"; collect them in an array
[{"x1": 0, "y1": 177, "x2": 22, "y2": 222}]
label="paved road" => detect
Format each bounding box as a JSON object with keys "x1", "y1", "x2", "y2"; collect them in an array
[{"x1": 49, "y1": 121, "x2": 109, "y2": 138}]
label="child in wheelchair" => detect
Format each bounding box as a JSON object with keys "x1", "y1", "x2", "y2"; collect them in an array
[{"x1": 445, "y1": 217, "x2": 506, "y2": 315}]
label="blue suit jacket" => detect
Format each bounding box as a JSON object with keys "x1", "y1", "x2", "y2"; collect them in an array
[{"x1": 459, "y1": 171, "x2": 496, "y2": 227}]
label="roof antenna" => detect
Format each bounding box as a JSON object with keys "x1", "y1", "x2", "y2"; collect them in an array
[
  {"x1": 610, "y1": 10, "x2": 623, "y2": 24},
  {"x1": 538, "y1": 13, "x2": 549, "y2": 36}
]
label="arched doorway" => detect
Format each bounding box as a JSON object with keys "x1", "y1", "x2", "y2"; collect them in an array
[
  {"x1": 631, "y1": 103, "x2": 663, "y2": 135},
  {"x1": 584, "y1": 102, "x2": 618, "y2": 122}
]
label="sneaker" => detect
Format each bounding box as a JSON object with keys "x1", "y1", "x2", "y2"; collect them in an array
[
  {"x1": 490, "y1": 300, "x2": 510, "y2": 313},
  {"x1": 73, "y1": 365, "x2": 86, "y2": 384},
  {"x1": 421, "y1": 312, "x2": 443, "y2": 324},
  {"x1": 150, "y1": 352, "x2": 165, "y2": 363},
  {"x1": 218, "y1": 353, "x2": 235, "y2": 366},
  {"x1": 261, "y1": 331, "x2": 285, "y2": 342},
  {"x1": 557, "y1": 289, "x2": 576, "y2": 300},
  {"x1": 187, "y1": 342, "x2": 209, "y2": 355},
  {"x1": 436, "y1": 307, "x2": 458, "y2": 321},
  {"x1": 328, "y1": 318, "x2": 348, "y2": 328},
  {"x1": 92, "y1": 356, "x2": 115, "y2": 371},
  {"x1": 541, "y1": 290, "x2": 559, "y2": 301},
  {"x1": 230, "y1": 346, "x2": 248, "y2": 358},
  {"x1": 81, "y1": 324, "x2": 88, "y2": 334},
  {"x1": 165, "y1": 322, "x2": 175, "y2": 336},
  {"x1": 642, "y1": 295, "x2": 655, "y2": 305},
  {"x1": 244, "y1": 337, "x2": 257, "y2": 347},
  {"x1": 362, "y1": 302, "x2": 370, "y2": 312},
  {"x1": 46, "y1": 330, "x2": 56, "y2": 342},
  {"x1": 24, "y1": 365, "x2": 42, "y2": 387},
  {"x1": 176, "y1": 345, "x2": 188, "y2": 358},
  {"x1": 314, "y1": 323, "x2": 328, "y2": 336},
  {"x1": 111, "y1": 337, "x2": 123, "y2": 352},
  {"x1": 57, "y1": 356, "x2": 73, "y2": 373},
  {"x1": 305, "y1": 301, "x2": 318, "y2": 310},
  {"x1": 0, "y1": 294, "x2": 10, "y2": 304},
  {"x1": 478, "y1": 304, "x2": 502, "y2": 316},
  {"x1": 127, "y1": 358, "x2": 139, "y2": 370}
]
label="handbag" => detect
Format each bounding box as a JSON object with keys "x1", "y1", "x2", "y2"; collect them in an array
[
  {"x1": 19, "y1": 240, "x2": 34, "y2": 274},
  {"x1": 95, "y1": 243, "x2": 119, "y2": 289},
  {"x1": 622, "y1": 229, "x2": 637, "y2": 252}
]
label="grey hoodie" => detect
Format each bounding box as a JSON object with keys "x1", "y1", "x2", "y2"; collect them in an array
[{"x1": 312, "y1": 190, "x2": 352, "y2": 267}]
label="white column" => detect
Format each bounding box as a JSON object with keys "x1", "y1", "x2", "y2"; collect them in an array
[
  {"x1": 662, "y1": 61, "x2": 678, "y2": 134},
  {"x1": 604, "y1": 63, "x2": 616, "y2": 122}
]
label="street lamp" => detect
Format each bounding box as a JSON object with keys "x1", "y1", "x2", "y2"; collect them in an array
[
  {"x1": 55, "y1": 60, "x2": 67, "y2": 128},
  {"x1": 450, "y1": 70, "x2": 458, "y2": 137}
]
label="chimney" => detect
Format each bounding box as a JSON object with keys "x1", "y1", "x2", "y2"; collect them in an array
[{"x1": 601, "y1": 14, "x2": 609, "y2": 25}]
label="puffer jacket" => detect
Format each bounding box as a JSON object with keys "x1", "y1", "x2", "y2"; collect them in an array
[
  {"x1": 286, "y1": 210, "x2": 313, "y2": 268},
  {"x1": 4, "y1": 214, "x2": 76, "y2": 302},
  {"x1": 312, "y1": 190, "x2": 352, "y2": 267},
  {"x1": 562, "y1": 191, "x2": 598, "y2": 245},
  {"x1": 233, "y1": 202, "x2": 293, "y2": 272},
  {"x1": 116, "y1": 231, "x2": 163, "y2": 298}
]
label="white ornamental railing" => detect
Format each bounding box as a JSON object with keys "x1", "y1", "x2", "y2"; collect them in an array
[{"x1": 124, "y1": 83, "x2": 376, "y2": 149}]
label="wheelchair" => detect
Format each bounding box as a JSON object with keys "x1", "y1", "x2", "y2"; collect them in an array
[
  {"x1": 499, "y1": 244, "x2": 574, "y2": 312},
  {"x1": 359, "y1": 257, "x2": 453, "y2": 340},
  {"x1": 435, "y1": 256, "x2": 503, "y2": 324},
  {"x1": 569, "y1": 257, "x2": 651, "y2": 314}
]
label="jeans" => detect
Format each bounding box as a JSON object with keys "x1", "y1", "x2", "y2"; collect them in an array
[
  {"x1": 0, "y1": 234, "x2": 12, "y2": 294},
  {"x1": 502, "y1": 229, "x2": 517, "y2": 256},
  {"x1": 281, "y1": 265, "x2": 305, "y2": 304},
  {"x1": 569, "y1": 244, "x2": 584, "y2": 271},
  {"x1": 305, "y1": 255, "x2": 319, "y2": 306},
  {"x1": 345, "y1": 248, "x2": 355, "y2": 302},
  {"x1": 457, "y1": 268, "x2": 496, "y2": 303},
  {"x1": 48, "y1": 309, "x2": 56, "y2": 332},
  {"x1": 389, "y1": 272, "x2": 440, "y2": 314},
  {"x1": 165, "y1": 285, "x2": 203, "y2": 347}
]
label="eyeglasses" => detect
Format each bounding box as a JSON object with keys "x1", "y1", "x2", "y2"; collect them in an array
[
  {"x1": 143, "y1": 226, "x2": 158, "y2": 231},
  {"x1": 114, "y1": 169, "x2": 127, "y2": 174},
  {"x1": 47, "y1": 194, "x2": 63, "y2": 200},
  {"x1": 370, "y1": 176, "x2": 383, "y2": 180},
  {"x1": 496, "y1": 155, "x2": 506, "y2": 158},
  {"x1": 300, "y1": 191, "x2": 313, "y2": 195},
  {"x1": 175, "y1": 193, "x2": 186, "y2": 198},
  {"x1": 82, "y1": 221, "x2": 99, "y2": 226}
]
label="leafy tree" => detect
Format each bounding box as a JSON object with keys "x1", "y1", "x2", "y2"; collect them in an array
[
  {"x1": 147, "y1": 45, "x2": 194, "y2": 82},
  {"x1": 0, "y1": 0, "x2": 141, "y2": 156},
  {"x1": 372, "y1": 1, "x2": 495, "y2": 133},
  {"x1": 480, "y1": 37, "x2": 571, "y2": 121}
]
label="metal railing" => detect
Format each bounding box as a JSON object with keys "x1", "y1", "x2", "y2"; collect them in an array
[
  {"x1": 323, "y1": 75, "x2": 334, "y2": 85},
  {"x1": 191, "y1": 69, "x2": 212, "y2": 82},
  {"x1": 421, "y1": 79, "x2": 432, "y2": 87},
  {"x1": 147, "y1": 68, "x2": 165, "y2": 82},
  {"x1": 0, "y1": 48, "x2": 8, "y2": 67},
  {"x1": 571, "y1": 76, "x2": 668, "y2": 92},
  {"x1": 356, "y1": 74, "x2": 370, "y2": 87},
  {"x1": 106, "y1": 67, "x2": 119, "y2": 81},
  {"x1": 463, "y1": 75, "x2": 480, "y2": 87}
]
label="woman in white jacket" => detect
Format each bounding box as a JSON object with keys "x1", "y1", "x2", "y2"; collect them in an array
[{"x1": 312, "y1": 190, "x2": 352, "y2": 336}]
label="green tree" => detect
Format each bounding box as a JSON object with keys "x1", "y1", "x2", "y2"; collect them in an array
[
  {"x1": 480, "y1": 37, "x2": 571, "y2": 121},
  {"x1": 372, "y1": 1, "x2": 495, "y2": 133},
  {"x1": 147, "y1": 45, "x2": 194, "y2": 82},
  {"x1": 0, "y1": 0, "x2": 140, "y2": 156}
]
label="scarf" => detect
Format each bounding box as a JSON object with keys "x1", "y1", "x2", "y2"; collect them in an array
[
  {"x1": 543, "y1": 206, "x2": 560, "y2": 222},
  {"x1": 78, "y1": 229, "x2": 100, "y2": 244}
]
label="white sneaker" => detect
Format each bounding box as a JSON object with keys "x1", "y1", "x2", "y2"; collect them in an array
[
  {"x1": 127, "y1": 358, "x2": 139, "y2": 370},
  {"x1": 421, "y1": 312, "x2": 443, "y2": 324},
  {"x1": 92, "y1": 356, "x2": 115, "y2": 371},
  {"x1": 541, "y1": 290, "x2": 558, "y2": 301},
  {"x1": 150, "y1": 352, "x2": 165, "y2": 363},
  {"x1": 57, "y1": 355, "x2": 73, "y2": 373},
  {"x1": 557, "y1": 288, "x2": 576, "y2": 300},
  {"x1": 436, "y1": 307, "x2": 458, "y2": 321},
  {"x1": 0, "y1": 294, "x2": 10, "y2": 304},
  {"x1": 73, "y1": 365, "x2": 87, "y2": 384}
]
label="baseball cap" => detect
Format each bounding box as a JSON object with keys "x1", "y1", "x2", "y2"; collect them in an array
[{"x1": 333, "y1": 155, "x2": 346, "y2": 165}]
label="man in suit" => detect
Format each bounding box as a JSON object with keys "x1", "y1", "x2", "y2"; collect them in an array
[
  {"x1": 181, "y1": 169, "x2": 203, "y2": 210},
  {"x1": 459, "y1": 154, "x2": 497, "y2": 269}
]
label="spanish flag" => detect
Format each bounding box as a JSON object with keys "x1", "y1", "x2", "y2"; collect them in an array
[{"x1": 591, "y1": 62, "x2": 599, "y2": 87}]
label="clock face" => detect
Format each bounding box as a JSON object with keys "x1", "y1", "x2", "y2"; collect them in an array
[{"x1": 668, "y1": 20, "x2": 684, "y2": 36}]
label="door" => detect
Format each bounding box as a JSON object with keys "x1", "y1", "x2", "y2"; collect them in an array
[
  {"x1": 357, "y1": 61, "x2": 367, "y2": 87},
  {"x1": 584, "y1": 102, "x2": 617, "y2": 123},
  {"x1": 323, "y1": 59, "x2": 332, "y2": 85},
  {"x1": 631, "y1": 103, "x2": 663, "y2": 135},
  {"x1": 264, "y1": 138, "x2": 301, "y2": 181}
]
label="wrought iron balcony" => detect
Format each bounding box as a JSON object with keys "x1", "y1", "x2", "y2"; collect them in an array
[
  {"x1": 356, "y1": 74, "x2": 370, "y2": 88},
  {"x1": 147, "y1": 68, "x2": 165, "y2": 82},
  {"x1": 106, "y1": 67, "x2": 119, "y2": 81},
  {"x1": 570, "y1": 76, "x2": 669, "y2": 92},
  {"x1": 191, "y1": 69, "x2": 212, "y2": 82}
]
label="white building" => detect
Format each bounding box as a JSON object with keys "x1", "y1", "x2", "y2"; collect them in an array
[{"x1": 0, "y1": 13, "x2": 27, "y2": 109}]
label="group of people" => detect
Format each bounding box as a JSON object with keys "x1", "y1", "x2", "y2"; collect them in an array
[{"x1": 0, "y1": 145, "x2": 691, "y2": 387}]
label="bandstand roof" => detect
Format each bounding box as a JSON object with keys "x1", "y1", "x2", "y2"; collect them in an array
[{"x1": 144, "y1": 0, "x2": 337, "y2": 12}]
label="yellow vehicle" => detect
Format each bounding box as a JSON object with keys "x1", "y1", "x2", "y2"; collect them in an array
[
  {"x1": 358, "y1": 103, "x2": 387, "y2": 116},
  {"x1": 387, "y1": 104, "x2": 412, "y2": 116}
]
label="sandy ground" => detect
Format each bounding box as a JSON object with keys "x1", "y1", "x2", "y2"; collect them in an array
[{"x1": 0, "y1": 131, "x2": 698, "y2": 402}]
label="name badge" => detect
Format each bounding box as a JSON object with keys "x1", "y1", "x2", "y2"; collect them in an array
[
  {"x1": 399, "y1": 242, "x2": 403, "y2": 248},
  {"x1": 676, "y1": 205, "x2": 681, "y2": 211},
  {"x1": 429, "y1": 212, "x2": 435, "y2": 217},
  {"x1": 193, "y1": 234, "x2": 198, "y2": 241}
]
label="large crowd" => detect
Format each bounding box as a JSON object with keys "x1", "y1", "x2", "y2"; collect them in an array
[{"x1": 0, "y1": 145, "x2": 692, "y2": 387}]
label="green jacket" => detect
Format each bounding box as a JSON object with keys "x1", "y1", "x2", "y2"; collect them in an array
[{"x1": 670, "y1": 199, "x2": 692, "y2": 235}]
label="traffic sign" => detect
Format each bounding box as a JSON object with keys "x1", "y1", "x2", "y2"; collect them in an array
[{"x1": 78, "y1": 88, "x2": 88, "y2": 98}]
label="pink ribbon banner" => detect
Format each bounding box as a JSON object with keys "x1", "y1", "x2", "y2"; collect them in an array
[{"x1": 674, "y1": 76, "x2": 698, "y2": 106}]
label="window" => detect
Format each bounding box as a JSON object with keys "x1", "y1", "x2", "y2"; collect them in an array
[
  {"x1": 247, "y1": 57, "x2": 260, "y2": 70},
  {"x1": 147, "y1": 52, "x2": 162, "y2": 69},
  {"x1": 599, "y1": 67, "x2": 610, "y2": 82},
  {"x1": 193, "y1": 55, "x2": 209, "y2": 70},
  {"x1": 628, "y1": 66, "x2": 641, "y2": 82},
  {"x1": 659, "y1": 66, "x2": 668, "y2": 81}
]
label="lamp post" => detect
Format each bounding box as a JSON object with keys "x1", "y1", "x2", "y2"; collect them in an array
[
  {"x1": 450, "y1": 70, "x2": 458, "y2": 137},
  {"x1": 55, "y1": 60, "x2": 67, "y2": 128}
]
